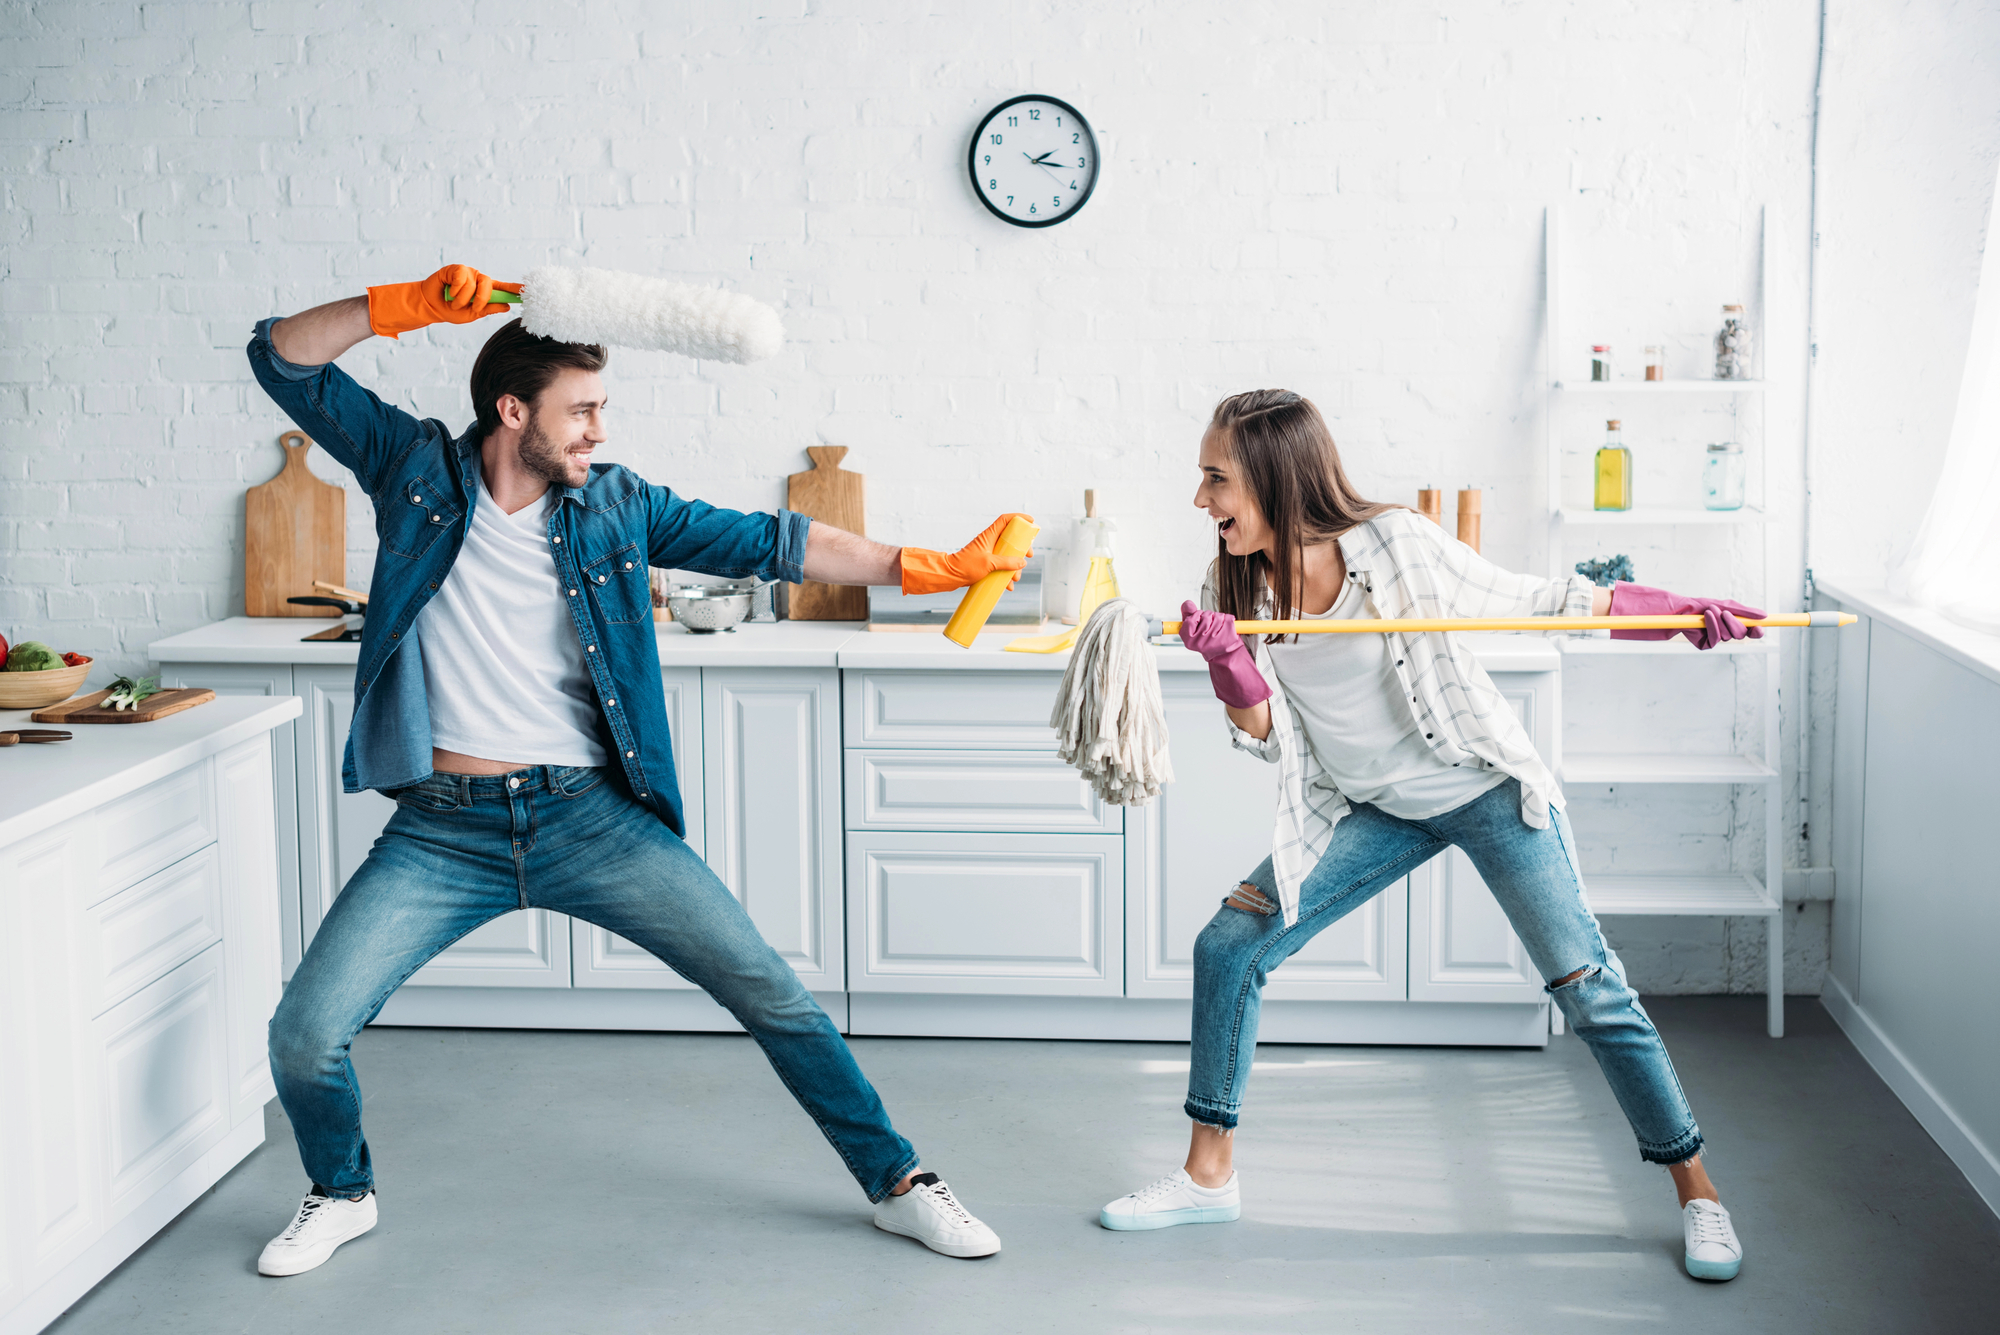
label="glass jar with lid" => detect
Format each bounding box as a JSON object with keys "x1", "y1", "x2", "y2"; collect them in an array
[
  {"x1": 1591, "y1": 345, "x2": 1612, "y2": 382},
  {"x1": 1714, "y1": 305, "x2": 1753, "y2": 380},
  {"x1": 1594, "y1": 419, "x2": 1632, "y2": 511},
  {"x1": 1702, "y1": 441, "x2": 1746, "y2": 510}
]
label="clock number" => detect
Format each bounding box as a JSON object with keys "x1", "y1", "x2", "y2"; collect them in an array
[
  {"x1": 1053, "y1": 197, "x2": 1061, "y2": 208},
  {"x1": 1029, "y1": 108, "x2": 1040, "y2": 120},
  {"x1": 1056, "y1": 116, "x2": 1063, "y2": 126},
  {"x1": 991, "y1": 133, "x2": 1002, "y2": 145},
  {"x1": 1029, "y1": 202, "x2": 1037, "y2": 214},
  {"x1": 1006, "y1": 196, "x2": 1013, "y2": 206},
  {"x1": 983, "y1": 154, "x2": 990, "y2": 165},
  {"x1": 1070, "y1": 179, "x2": 1078, "y2": 189},
  {"x1": 1006, "y1": 115, "x2": 1018, "y2": 127},
  {"x1": 1072, "y1": 133, "x2": 1080, "y2": 143}
]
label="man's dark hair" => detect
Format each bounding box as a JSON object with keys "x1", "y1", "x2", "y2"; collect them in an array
[{"x1": 468, "y1": 318, "x2": 608, "y2": 436}]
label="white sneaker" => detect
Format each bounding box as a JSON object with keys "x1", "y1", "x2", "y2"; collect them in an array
[
  {"x1": 872, "y1": 1173, "x2": 1001, "y2": 1258},
  {"x1": 1099, "y1": 1167, "x2": 1241, "y2": 1231},
  {"x1": 257, "y1": 1189, "x2": 378, "y2": 1276},
  {"x1": 1683, "y1": 1198, "x2": 1742, "y2": 1280}
]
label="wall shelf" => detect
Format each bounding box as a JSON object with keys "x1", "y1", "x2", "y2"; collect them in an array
[
  {"x1": 1587, "y1": 872, "x2": 1779, "y2": 916},
  {"x1": 1543, "y1": 203, "x2": 1786, "y2": 1036},
  {"x1": 1553, "y1": 379, "x2": 1766, "y2": 394},
  {"x1": 1562, "y1": 752, "x2": 1777, "y2": 784},
  {"x1": 1558, "y1": 506, "x2": 1766, "y2": 526}
]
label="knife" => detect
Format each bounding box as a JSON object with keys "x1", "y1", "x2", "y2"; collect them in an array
[{"x1": 0, "y1": 729, "x2": 73, "y2": 746}]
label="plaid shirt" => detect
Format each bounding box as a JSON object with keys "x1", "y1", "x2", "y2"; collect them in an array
[{"x1": 1203, "y1": 510, "x2": 1593, "y2": 926}]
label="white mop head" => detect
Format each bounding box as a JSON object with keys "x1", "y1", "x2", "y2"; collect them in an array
[
  {"x1": 517, "y1": 265, "x2": 784, "y2": 363},
  {"x1": 1051, "y1": 598, "x2": 1175, "y2": 805}
]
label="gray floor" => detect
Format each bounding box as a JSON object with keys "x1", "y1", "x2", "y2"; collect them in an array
[{"x1": 45, "y1": 997, "x2": 2000, "y2": 1334}]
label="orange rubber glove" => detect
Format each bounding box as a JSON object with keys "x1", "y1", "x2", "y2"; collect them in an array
[
  {"x1": 900, "y1": 513, "x2": 1034, "y2": 596},
  {"x1": 366, "y1": 263, "x2": 522, "y2": 339}
]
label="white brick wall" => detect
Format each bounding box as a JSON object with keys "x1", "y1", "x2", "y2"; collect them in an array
[{"x1": 2, "y1": 0, "x2": 1827, "y2": 991}]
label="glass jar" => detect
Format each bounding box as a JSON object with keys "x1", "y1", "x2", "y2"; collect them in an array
[
  {"x1": 1644, "y1": 345, "x2": 1665, "y2": 381},
  {"x1": 1594, "y1": 419, "x2": 1632, "y2": 511},
  {"x1": 1591, "y1": 345, "x2": 1612, "y2": 382},
  {"x1": 1702, "y1": 441, "x2": 1746, "y2": 510},
  {"x1": 1714, "y1": 305, "x2": 1753, "y2": 380}
]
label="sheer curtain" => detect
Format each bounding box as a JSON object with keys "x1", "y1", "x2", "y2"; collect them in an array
[{"x1": 1890, "y1": 168, "x2": 2000, "y2": 634}]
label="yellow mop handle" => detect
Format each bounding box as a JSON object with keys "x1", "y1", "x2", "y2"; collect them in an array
[
  {"x1": 1158, "y1": 612, "x2": 1858, "y2": 635},
  {"x1": 943, "y1": 517, "x2": 1041, "y2": 647}
]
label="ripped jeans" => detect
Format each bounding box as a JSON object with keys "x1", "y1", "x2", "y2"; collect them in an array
[{"x1": 1185, "y1": 779, "x2": 1703, "y2": 1165}]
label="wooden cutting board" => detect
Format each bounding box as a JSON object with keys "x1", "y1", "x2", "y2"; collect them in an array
[
  {"x1": 33, "y1": 688, "x2": 216, "y2": 725},
  {"x1": 245, "y1": 430, "x2": 345, "y2": 617},
  {"x1": 784, "y1": 446, "x2": 867, "y2": 620}
]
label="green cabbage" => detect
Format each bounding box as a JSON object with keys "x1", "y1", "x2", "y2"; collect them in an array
[{"x1": 5, "y1": 641, "x2": 62, "y2": 671}]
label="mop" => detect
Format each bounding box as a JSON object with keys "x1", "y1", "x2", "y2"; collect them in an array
[
  {"x1": 1048, "y1": 599, "x2": 1860, "y2": 805},
  {"x1": 444, "y1": 265, "x2": 785, "y2": 363}
]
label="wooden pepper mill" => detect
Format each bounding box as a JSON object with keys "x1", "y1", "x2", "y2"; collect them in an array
[
  {"x1": 1456, "y1": 488, "x2": 1482, "y2": 553},
  {"x1": 1417, "y1": 487, "x2": 1443, "y2": 526}
]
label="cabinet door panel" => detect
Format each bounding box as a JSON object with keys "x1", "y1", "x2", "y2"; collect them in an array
[
  {"x1": 574, "y1": 667, "x2": 703, "y2": 989},
  {"x1": 848, "y1": 833, "x2": 1121, "y2": 996},
  {"x1": 1126, "y1": 673, "x2": 1406, "y2": 1000},
  {"x1": 1408, "y1": 848, "x2": 1543, "y2": 1001},
  {"x1": 215, "y1": 734, "x2": 284, "y2": 1122},
  {"x1": 83, "y1": 845, "x2": 223, "y2": 1017},
  {"x1": 93, "y1": 766, "x2": 214, "y2": 904},
  {"x1": 293, "y1": 665, "x2": 571, "y2": 989},
  {"x1": 95, "y1": 945, "x2": 230, "y2": 1213},
  {"x1": 158, "y1": 661, "x2": 302, "y2": 977},
  {"x1": 845, "y1": 670, "x2": 1060, "y2": 750},
  {"x1": 703, "y1": 668, "x2": 843, "y2": 990},
  {"x1": 847, "y1": 749, "x2": 1120, "y2": 834}
]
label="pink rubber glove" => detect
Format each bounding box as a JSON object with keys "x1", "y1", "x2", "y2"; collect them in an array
[
  {"x1": 1179, "y1": 600, "x2": 1272, "y2": 709},
  {"x1": 1607, "y1": 582, "x2": 1766, "y2": 651}
]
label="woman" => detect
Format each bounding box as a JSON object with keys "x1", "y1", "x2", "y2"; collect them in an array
[{"x1": 1098, "y1": 390, "x2": 1758, "y2": 1282}]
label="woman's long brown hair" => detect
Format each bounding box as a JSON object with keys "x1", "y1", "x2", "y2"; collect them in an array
[{"x1": 1208, "y1": 389, "x2": 1404, "y2": 644}]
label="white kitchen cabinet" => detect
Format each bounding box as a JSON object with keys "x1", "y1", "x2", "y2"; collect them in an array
[
  {"x1": 845, "y1": 749, "x2": 1120, "y2": 835},
  {"x1": 847, "y1": 832, "x2": 1123, "y2": 996},
  {"x1": 1125, "y1": 671, "x2": 1409, "y2": 1002},
  {"x1": 0, "y1": 699, "x2": 295, "y2": 1335},
  {"x1": 844, "y1": 669, "x2": 1061, "y2": 750},
  {"x1": 291, "y1": 664, "x2": 572, "y2": 989},
  {"x1": 571, "y1": 666, "x2": 705, "y2": 989},
  {"x1": 702, "y1": 668, "x2": 844, "y2": 991}
]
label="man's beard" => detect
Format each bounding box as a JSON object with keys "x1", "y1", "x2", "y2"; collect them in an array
[{"x1": 517, "y1": 411, "x2": 583, "y2": 487}]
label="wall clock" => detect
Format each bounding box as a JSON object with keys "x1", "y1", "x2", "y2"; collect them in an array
[{"x1": 968, "y1": 94, "x2": 1099, "y2": 228}]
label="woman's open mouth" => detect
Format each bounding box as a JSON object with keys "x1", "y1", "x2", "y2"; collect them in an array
[{"x1": 1216, "y1": 516, "x2": 1237, "y2": 535}]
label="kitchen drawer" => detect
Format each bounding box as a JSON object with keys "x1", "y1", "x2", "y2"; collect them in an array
[
  {"x1": 846, "y1": 832, "x2": 1122, "y2": 997},
  {"x1": 843, "y1": 670, "x2": 1061, "y2": 750},
  {"x1": 846, "y1": 750, "x2": 1121, "y2": 834},
  {"x1": 94, "y1": 943, "x2": 230, "y2": 1213},
  {"x1": 92, "y1": 765, "x2": 216, "y2": 903},
  {"x1": 83, "y1": 846, "x2": 224, "y2": 1018}
]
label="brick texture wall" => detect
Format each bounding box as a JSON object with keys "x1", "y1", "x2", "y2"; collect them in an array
[{"x1": 1, "y1": 0, "x2": 1825, "y2": 991}]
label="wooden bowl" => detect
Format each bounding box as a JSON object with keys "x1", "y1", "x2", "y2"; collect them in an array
[{"x1": 0, "y1": 659, "x2": 92, "y2": 709}]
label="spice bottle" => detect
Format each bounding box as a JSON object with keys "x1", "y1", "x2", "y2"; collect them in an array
[
  {"x1": 1594, "y1": 420, "x2": 1632, "y2": 511},
  {"x1": 1591, "y1": 345, "x2": 1612, "y2": 382},
  {"x1": 1644, "y1": 346, "x2": 1665, "y2": 381},
  {"x1": 1714, "y1": 305, "x2": 1752, "y2": 380},
  {"x1": 1417, "y1": 487, "x2": 1442, "y2": 525},
  {"x1": 1702, "y1": 441, "x2": 1746, "y2": 510}
]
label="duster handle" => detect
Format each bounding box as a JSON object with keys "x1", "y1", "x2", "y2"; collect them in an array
[
  {"x1": 441, "y1": 286, "x2": 523, "y2": 304},
  {"x1": 1153, "y1": 612, "x2": 1857, "y2": 635}
]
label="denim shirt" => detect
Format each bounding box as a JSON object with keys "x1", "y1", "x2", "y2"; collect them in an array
[{"x1": 245, "y1": 317, "x2": 809, "y2": 838}]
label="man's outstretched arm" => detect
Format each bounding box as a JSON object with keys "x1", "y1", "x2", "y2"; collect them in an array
[
  {"x1": 803, "y1": 513, "x2": 1031, "y2": 592},
  {"x1": 272, "y1": 295, "x2": 372, "y2": 367}
]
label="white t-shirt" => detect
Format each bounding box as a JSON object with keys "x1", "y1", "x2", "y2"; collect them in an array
[
  {"x1": 415, "y1": 472, "x2": 608, "y2": 768},
  {"x1": 1264, "y1": 580, "x2": 1503, "y2": 821}
]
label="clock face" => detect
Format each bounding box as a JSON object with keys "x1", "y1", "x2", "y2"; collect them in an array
[{"x1": 968, "y1": 95, "x2": 1098, "y2": 228}]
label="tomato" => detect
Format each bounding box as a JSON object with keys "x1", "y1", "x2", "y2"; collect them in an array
[{"x1": 62, "y1": 651, "x2": 91, "y2": 667}]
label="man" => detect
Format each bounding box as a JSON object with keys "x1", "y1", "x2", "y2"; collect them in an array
[{"x1": 248, "y1": 263, "x2": 1022, "y2": 1274}]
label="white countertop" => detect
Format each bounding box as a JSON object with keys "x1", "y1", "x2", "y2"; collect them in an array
[
  {"x1": 0, "y1": 694, "x2": 304, "y2": 848},
  {"x1": 150, "y1": 618, "x2": 1561, "y2": 674},
  {"x1": 1814, "y1": 577, "x2": 2000, "y2": 689}
]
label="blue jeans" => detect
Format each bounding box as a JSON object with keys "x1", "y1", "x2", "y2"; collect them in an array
[
  {"x1": 1187, "y1": 779, "x2": 1704, "y2": 1165},
  {"x1": 268, "y1": 766, "x2": 921, "y2": 1201}
]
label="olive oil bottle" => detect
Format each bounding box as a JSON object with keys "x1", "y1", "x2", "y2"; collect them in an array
[{"x1": 1594, "y1": 419, "x2": 1632, "y2": 511}]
